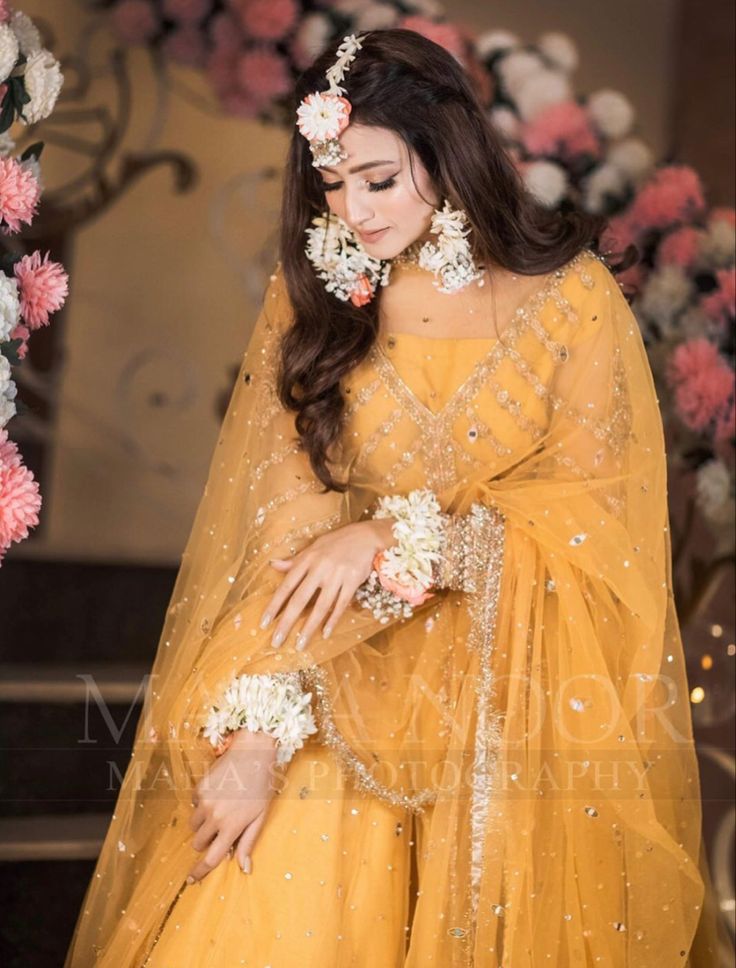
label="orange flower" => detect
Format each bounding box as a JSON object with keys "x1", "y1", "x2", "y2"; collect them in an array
[
  {"x1": 349, "y1": 274, "x2": 373, "y2": 306},
  {"x1": 372, "y1": 551, "x2": 435, "y2": 607}
]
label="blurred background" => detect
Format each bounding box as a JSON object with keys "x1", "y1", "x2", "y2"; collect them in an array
[{"x1": 0, "y1": 1, "x2": 733, "y2": 964}]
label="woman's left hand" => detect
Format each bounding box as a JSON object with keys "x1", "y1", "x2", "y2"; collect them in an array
[{"x1": 259, "y1": 518, "x2": 396, "y2": 652}]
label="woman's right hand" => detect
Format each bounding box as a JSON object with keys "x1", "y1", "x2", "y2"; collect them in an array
[{"x1": 187, "y1": 729, "x2": 279, "y2": 882}]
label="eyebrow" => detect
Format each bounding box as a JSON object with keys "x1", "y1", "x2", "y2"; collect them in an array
[{"x1": 320, "y1": 160, "x2": 397, "y2": 175}]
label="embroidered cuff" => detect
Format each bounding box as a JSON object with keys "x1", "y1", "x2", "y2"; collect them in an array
[
  {"x1": 201, "y1": 671, "x2": 318, "y2": 766},
  {"x1": 435, "y1": 502, "x2": 506, "y2": 594}
]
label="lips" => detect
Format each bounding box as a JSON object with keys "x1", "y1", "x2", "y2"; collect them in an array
[{"x1": 358, "y1": 227, "x2": 389, "y2": 243}]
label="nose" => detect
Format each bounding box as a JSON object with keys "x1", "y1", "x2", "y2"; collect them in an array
[{"x1": 343, "y1": 184, "x2": 374, "y2": 229}]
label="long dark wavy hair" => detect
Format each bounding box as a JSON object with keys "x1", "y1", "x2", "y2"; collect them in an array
[{"x1": 277, "y1": 28, "x2": 621, "y2": 492}]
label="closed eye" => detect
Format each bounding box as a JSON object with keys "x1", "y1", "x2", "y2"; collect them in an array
[{"x1": 321, "y1": 175, "x2": 398, "y2": 193}]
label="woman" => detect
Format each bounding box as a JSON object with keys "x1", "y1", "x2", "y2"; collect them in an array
[{"x1": 65, "y1": 29, "x2": 726, "y2": 967}]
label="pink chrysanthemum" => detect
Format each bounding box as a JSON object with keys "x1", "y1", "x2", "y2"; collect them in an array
[
  {"x1": 666, "y1": 338, "x2": 734, "y2": 434},
  {"x1": 521, "y1": 100, "x2": 601, "y2": 161},
  {"x1": 13, "y1": 250, "x2": 69, "y2": 330},
  {"x1": 232, "y1": 0, "x2": 298, "y2": 41},
  {"x1": 8, "y1": 322, "x2": 30, "y2": 361},
  {"x1": 209, "y1": 11, "x2": 245, "y2": 56},
  {"x1": 629, "y1": 165, "x2": 706, "y2": 232},
  {"x1": 161, "y1": 0, "x2": 211, "y2": 24},
  {"x1": 600, "y1": 213, "x2": 639, "y2": 254},
  {"x1": 0, "y1": 1, "x2": 9, "y2": 26},
  {"x1": 0, "y1": 427, "x2": 21, "y2": 469},
  {"x1": 399, "y1": 16, "x2": 465, "y2": 63},
  {"x1": 700, "y1": 267, "x2": 736, "y2": 326},
  {"x1": 206, "y1": 46, "x2": 240, "y2": 100},
  {"x1": 0, "y1": 157, "x2": 42, "y2": 236},
  {"x1": 0, "y1": 432, "x2": 42, "y2": 565},
  {"x1": 111, "y1": 0, "x2": 161, "y2": 46},
  {"x1": 657, "y1": 226, "x2": 702, "y2": 269},
  {"x1": 236, "y1": 48, "x2": 291, "y2": 104}
]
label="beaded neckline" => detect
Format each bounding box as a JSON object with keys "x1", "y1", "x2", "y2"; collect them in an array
[{"x1": 370, "y1": 248, "x2": 589, "y2": 423}]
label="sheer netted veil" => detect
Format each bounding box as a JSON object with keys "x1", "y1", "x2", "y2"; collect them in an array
[{"x1": 65, "y1": 252, "x2": 726, "y2": 966}]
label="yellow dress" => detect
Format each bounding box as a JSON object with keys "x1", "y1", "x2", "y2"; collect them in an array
[{"x1": 65, "y1": 250, "x2": 728, "y2": 967}]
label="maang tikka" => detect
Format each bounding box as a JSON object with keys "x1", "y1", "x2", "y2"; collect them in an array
[{"x1": 297, "y1": 35, "x2": 484, "y2": 306}]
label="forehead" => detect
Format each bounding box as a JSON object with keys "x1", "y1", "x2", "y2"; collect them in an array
[{"x1": 334, "y1": 124, "x2": 406, "y2": 165}]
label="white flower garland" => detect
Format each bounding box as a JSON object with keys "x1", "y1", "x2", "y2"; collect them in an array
[
  {"x1": 417, "y1": 199, "x2": 485, "y2": 293},
  {"x1": 305, "y1": 212, "x2": 391, "y2": 304},
  {"x1": 355, "y1": 488, "x2": 448, "y2": 622},
  {"x1": 201, "y1": 672, "x2": 318, "y2": 766}
]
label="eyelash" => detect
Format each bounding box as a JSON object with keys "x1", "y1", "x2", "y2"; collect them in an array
[{"x1": 322, "y1": 176, "x2": 397, "y2": 194}]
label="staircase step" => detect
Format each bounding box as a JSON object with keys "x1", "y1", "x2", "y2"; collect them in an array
[
  {"x1": 0, "y1": 663, "x2": 150, "y2": 703},
  {"x1": 0, "y1": 812, "x2": 110, "y2": 862}
]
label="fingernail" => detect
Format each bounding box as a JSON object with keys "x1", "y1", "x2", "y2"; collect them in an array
[
  {"x1": 295, "y1": 632, "x2": 308, "y2": 651},
  {"x1": 259, "y1": 613, "x2": 271, "y2": 629},
  {"x1": 186, "y1": 876, "x2": 195, "y2": 885},
  {"x1": 322, "y1": 625, "x2": 332, "y2": 639},
  {"x1": 271, "y1": 630, "x2": 284, "y2": 648},
  {"x1": 241, "y1": 856, "x2": 252, "y2": 875}
]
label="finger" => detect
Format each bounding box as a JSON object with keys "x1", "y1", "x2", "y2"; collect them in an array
[
  {"x1": 293, "y1": 580, "x2": 341, "y2": 651},
  {"x1": 269, "y1": 570, "x2": 324, "y2": 649},
  {"x1": 189, "y1": 804, "x2": 207, "y2": 832},
  {"x1": 324, "y1": 583, "x2": 358, "y2": 638},
  {"x1": 188, "y1": 830, "x2": 237, "y2": 884},
  {"x1": 269, "y1": 558, "x2": 293, "y2": 569},
  {"x1": 234, "y1": 809, "x2": 269, "y2": 873},
  {"x1": 191, "y1": 818, "x2": 219, "y2": 853},
  {"x1": 259, "y1": 557, "x2": 310, "y2": 633}
]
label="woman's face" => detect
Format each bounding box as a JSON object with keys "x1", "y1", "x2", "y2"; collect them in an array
[{"x1": 318, "y1": 124, "x2": 441, "y2": 259}]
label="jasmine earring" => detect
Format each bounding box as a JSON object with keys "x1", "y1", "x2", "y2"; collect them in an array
[
  {"x1": 304, "y1": 211, "x2": 392, "y2": 306},
  {"x1": 416, "y1": 199, "x2": 485, "y2": 294}
]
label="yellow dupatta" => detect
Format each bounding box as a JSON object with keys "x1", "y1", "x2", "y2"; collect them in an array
[{"x1": 65, "y1": 249, "x2": 725, "y2": 966}]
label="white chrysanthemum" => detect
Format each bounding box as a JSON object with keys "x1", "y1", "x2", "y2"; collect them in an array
[
  {"x1": 587, "y1": 89, "x2": 635, "y2": 139},
  {"x1": 296, "y1": 91, "x2": 349, "y2": 142},
  {"x1": 202, "y1": 672, "x2": 317, "y2": 766},
  {"x1": 639, "y1": 265, "x2": 694, "y2": 337},
  {"x1": 514, "y1": 69, "x2": 571, "y2": 122},
  {"x1": 488, "y1": 105, "x2": 520, "y2": 140},
  {"x1": 695, "y1": 460, "x2": 735, "y2": 527},
  {"x1": 20, "y1": 48, "x2": 64, "y2": 125},
  {"x1": 537, "y1": 31, "x2": 578, "y2": 73},
  {"x1": 698, "y1": 217, "x2": 736, "y2": 269},
  {"x1": 305, "y1": 213, "x2": 389, "y2": 302},
  {"x1": 356, "y1": 3, "x2": 398, "y2": 29},
  {"x1": 0, "y1": 353, "x2": 17, "y2": 427},
  {"x1": 523, "y1": 160, "x2": 569, "y2": 208},
  {"x1": 0, "y1": 24, "x2": 19, "y2": 83},
  {"x1": 10, "y1": 10, "x2": 42, "y2": 57},
  {"x1": 582, "y1": 162, "x2": 628, "y2": 214},
  {"x1": 0, "y1": 273, "x2": 20, "y2": 344},
  {"x1": 474, "y1": 29, "x2": 519, "y2": 60},
  {"x1": 607, "y1": 137, "x2": 655, "y2": 185},
  {"x1": 497, "y1": 50, "x2": 545, "y2": 98}
]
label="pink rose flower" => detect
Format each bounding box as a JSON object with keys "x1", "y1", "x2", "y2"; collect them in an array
[
  {"x1": 0, "y1": 157, "x2": 41, "y2": 236},
  {"x1": 111, "y1": 0, "x2": 161, "y2": 46},
  {"x1": 13, "y1": 250, "x2": 69, "y2": 330}
]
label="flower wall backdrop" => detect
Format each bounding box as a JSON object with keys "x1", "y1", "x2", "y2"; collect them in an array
[{"x1": 0, "y1": 0, "x2": 68, "y2": 566}]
